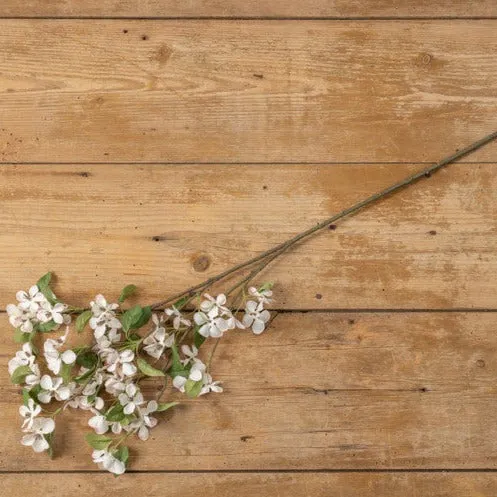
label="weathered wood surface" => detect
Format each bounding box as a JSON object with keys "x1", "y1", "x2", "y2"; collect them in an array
[
  {"x1": 1, "y1": 1, "x2": 496, "y2": 18},
  {"x1": 2, "y1": 473, "x2": 497, "y2": 497},
  {"x1": 1, "y1": 163, "x2": 496, "y2": 309},
  {"x1": 2, "y1": 312, "x2": 497, "y2": 471},
  {"x1": 1, "y1": 9, "x2": 496, "y2": 496},
  {"x1": 0, "y1": 21, "x2": 496, "y2": 163}
]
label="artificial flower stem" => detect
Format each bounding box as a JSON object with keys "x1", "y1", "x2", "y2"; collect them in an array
[
  {"x1": 207, "y1": 339, "x2": 221, "y2": 371},
  {"x1": 150, "y1": 131, "x2": 497, "y2": 310}
]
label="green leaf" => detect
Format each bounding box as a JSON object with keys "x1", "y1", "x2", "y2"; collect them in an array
[
  {"x1": 259, "y1": 281, "x2": 274, "y2": 291},
  {"x1": 120, "y1": 305, "x2": 143, "y2": 333},
  {"x1": 14, "y1": 328, "x2": 31, "y2": 344},
  {"x1": 75, "y1": 310, "x2": 92, "y2": 333},
  {"x1": 85, "y1": 433, "x2": 113, "y2": 450},
  {"x1": 27, "y1": 384, "x2": 42, "y2": 403},
  {"x1": 121, "y1": 305, "x2": 152, "y2": 334},
  {"x1": 133, "y1": 306, "x2": 152, "y2": 330},
  {"x1": 59, "y1": 362, "x2": 73, "y2": 383},
  {"x1": 156, "y1": 401, "x2": 179, "y2": 412},
  {"x1": 120, "y1": 415, "x2": 133, "y2": 427},
  {"x1": 76, "y1": 349, "x2": 98, "y2": 369},
  {"x1": 38, "y1": 320, "x2": 59, "y2": 333},
  {"x1": 11, "y1": 365, "x2": 33, "y2": 384},
  {"x1": 114, "y1": 446, "x2": 129, "y2": 464},
  {"x1": 45, "y1": 431, "x2": 55, "y2": 459},
  {"x1": 118, "y1": 284, "x2": 137, "y2": 303},
  {"x1": 22, "y1": 388, "x2": 31, "y2": 406},
  {"x1": 36, "y1": 272, "x2": 58, "y2": 305},
  {"x1": 74, "y1": 366, "x2": 96, "y2": 384},
  {"x1": 185, "y1": 379, "x2": 203, "y2": 398},
  {"x1": 36, "y1": 272, "x2": 52, "y2": 289},
  {"x1": 194, "y1": 329, "x2": 206, "y2": 349},
  {"x1": 137, "y1": 357, "x2": 165, "y2": 377},
  {"x1": 167, "y1": 344, "x2": 189, "y2": 378},
  {"x1": 106, "y1": 404, "x2": 125, "y2": 422}
]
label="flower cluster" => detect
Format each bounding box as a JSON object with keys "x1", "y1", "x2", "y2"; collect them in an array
[{"x1": 8, "y1": 273, "x2": 273, "y2": 474}]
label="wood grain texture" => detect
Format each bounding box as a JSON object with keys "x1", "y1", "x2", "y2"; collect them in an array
[
  {"x1": 2, "y1": 473, "x2": 497, "y2": 497},
  {"x1": 0, "y1": 21, "x2": 496, "y2": 163},
  {"x1": 2, "y1": 312, "x2": 497, "y2": 471},
  {"x1": 0, "y1": 1, "x2": 496, "y2": 18},
  {"x1": 1, "y1": 163, "x2": 496, "y2": 309}
]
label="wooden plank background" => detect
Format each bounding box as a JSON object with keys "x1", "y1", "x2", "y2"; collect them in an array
[
  {"x1": 0, "y1": 21, "x2": 496, "y2": 163},
  {"x1": 1, "y1": 1, "x2": 497, "y2": 18},
  {"x1": 1, "y1": 3, "x2": 497, "y2": 496}
]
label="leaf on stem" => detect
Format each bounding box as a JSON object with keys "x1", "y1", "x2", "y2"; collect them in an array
[
  {"x1": 75, "y1": 310, "x2": 92, "y2": 333},
  {"x1": 38, "y1": 320, "x2": 58, "y2": 333},
  {"x1": 76, "y1": 349, "x2": 99, "y2": 369},
  {"x1": 21, "y1": 388, "x2": 31, "y2": 406},
  {"x1": 168, "y1": 344, "x2": 189, "y2": 378},
  {"x1": 74, "y1": 366, "x2": 96, "y2": 384},
  {"x1": 36, "y1": 272, "x2": 58, "y2": 305},
  {"x1": 11, "y1": 365, "x2": 33, "y2": 384},
  {"x1": 137, "y1": 357, "x2": 165, "y2": 377},
  {"x1": 121, "y1": 305, "x2": 152, "y2": 334},
  {"x1": 106, "y1": 404, "x2": 125, "y2": 422},
  {"x1": 118, "y1": 284, "x2": 137, "y2": 303},
  {"x1": 185, "y1": 379, "x2": 203, "y2": 398},
  {"x1": 13, "y1": 328, "x2": 31, "y2": 344},
  {"x1": 86, "y1": 433, "x2": 113, "y2": 450},
  {"x1": 114, "y1": 446, "x2": 129, "y2": 464},
  {"x1": 194, "y1": 329, "x2": 206, "y2": 349},
  {"x1": 59, "y1": 362, "x2": 73, "y2": 383},
  {"x1": 156, "y1": 401, "x2": 179, "y2": 412}
]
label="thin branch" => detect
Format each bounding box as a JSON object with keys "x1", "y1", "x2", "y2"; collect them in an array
[{"x1": 150, "y1": 131, "x2": 497, "y2": 310}]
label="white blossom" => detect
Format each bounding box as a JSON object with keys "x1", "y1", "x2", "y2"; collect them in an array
[
  {"x1": 88, "y1": 413, "x2": 109, "y2": 435},
  {"x1": 67, "y1": 395, "x2": 103, "y2": 411},
  {"x1": 82, "y1": 371, "x2": 104, "y2": 397},
  {"x1": 36, "y1": 301, "x2": 71, "y2": 325},
  {"x1": 15, "y1": 285, "x2": 46, "y2": 313},
  {"x1": 118, "y1": 383, "x2": 144, "y2": 415},
  {"x1": 200, "y1": 373, "x2": 223, "y2": 396},
  {"x1": 172, "y1": 361, "x2": 206, "y2": 393},
  {"x1": 38, "y1": 375, "x2": 73, "y2": 403},
  {"x1": 111, "y1": 421, "x2": 124, "y2": 434},
  {"x1": 89, "y1": 294, "x2": 121, "y2": 340},
  {"x1": 193, "y1": 307, "x2": 230, "y2": 338},
  {"x1": 21, "y1": 417, "x2": 55, "y2": 453},
  {"x1": 44, "y1": 334, "x2": 76, "y2": 375},
  {"x1": 165, "y1": 306, "x2": 191, "y2": 330},
  {"x1": 8, "y1": 343, "x2": 36, "y2": 375},
  {"x1": 180, "y1": 344, "x2": 199, "y2": 365},
  {"x1": 143, "y1": 315, "x2": 174, "y2": 359},
  {"x1": 104, "y1": 376, "x2": 126, "y2": 396},
  {"x1": 194, "y1": 293, "x2": 243, "y2": 336},
  {"x1": 92, "y1": 449, "x2": 126, "y2": 475},
  {"x1": 19, "y1": 399, "x2": 41, "y2": 430},
  {"x1": 6, "y1": 304, "x2": 34, "y2": 333},
  {"x1": 129, "y1": 400, "x2": 158, "y2": 441},
  {"x1": 105, "y1": 349, "x2": 137, "y2": 378},
  {"x1": 248, "y1": 286, "x2": 273, "y2": 305},
  {"x1": 200, "y1": 293, "x2": 229, "y2": 313},
  {"x1": 242, "y1": 300, "x2": 271, "y2": 334},
  {"x1": 25, "y1": 363, "x2": 41, "y2": 389}
]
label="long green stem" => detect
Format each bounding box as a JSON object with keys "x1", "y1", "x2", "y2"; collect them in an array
[{"x1": 150, "y1": 131, "x2": 497, "y2": 310}]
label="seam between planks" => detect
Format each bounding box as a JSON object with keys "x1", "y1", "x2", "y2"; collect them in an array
[
  {"x1": 2, "y1": 469, "x2": 497, "y2": 474},
  {"x1": 2, "y1": 162, "x2": 497, "y2": 166},
  {"x1": 0, "y1": 17, "x2": 497, "y2": 21}
]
